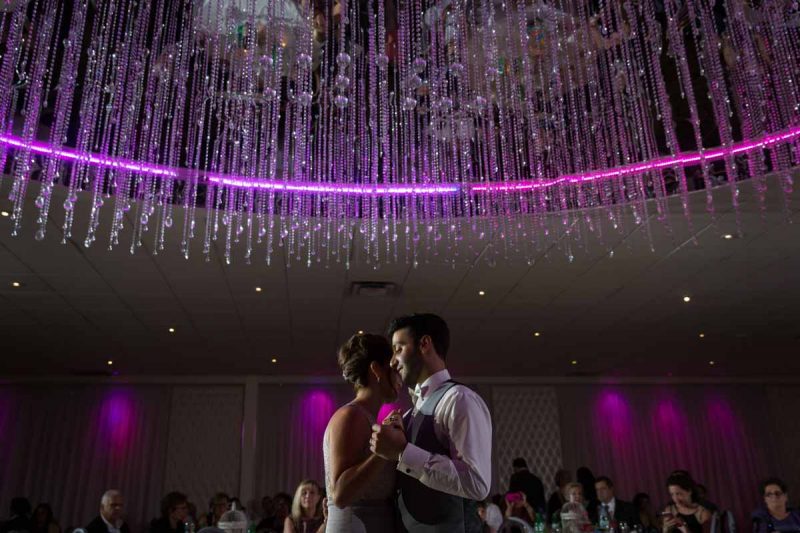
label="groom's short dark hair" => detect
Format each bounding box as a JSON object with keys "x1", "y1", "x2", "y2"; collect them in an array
[{"x1": 387, "y1": 313, "x2": 450, "y2": 360}]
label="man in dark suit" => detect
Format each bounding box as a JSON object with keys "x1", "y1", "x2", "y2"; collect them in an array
[
  {"x1": 86, "y1": 490, "x2": 130, "y2": 533},
  {"x1": 509, "y1": 457, "x2": 547, "y2": 513},
  {"x1": 594, "y1": 477, "x2": 640, "y2": 528}
]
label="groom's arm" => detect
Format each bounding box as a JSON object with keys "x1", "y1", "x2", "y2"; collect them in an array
[{"x1": 397, "y1": 387, "x2": 492, "y2": 501}]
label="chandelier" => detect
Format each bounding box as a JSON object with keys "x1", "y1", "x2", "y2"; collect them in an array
[{"x1": 0, "y1": 0, "x2": 797, "y2": 266}]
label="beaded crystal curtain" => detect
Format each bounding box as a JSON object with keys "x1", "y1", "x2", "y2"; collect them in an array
[{"x1": 0, "y1": 0, "x2": 797, "y2": 266}]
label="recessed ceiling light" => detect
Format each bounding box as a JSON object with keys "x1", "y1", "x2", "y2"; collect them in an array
[
  {"x1": 271, "y1": 358, "x2": 277, "y2": 363},
  {"x1": 683, "y1": 296, "x2": 691, "y2": 303},
  {"x1": 723, "y1": 234, "x2": 734, "y2": 240},
  {"x1": 534, "y1": 332, "x2": 541, "y2": 337},
  {"x1": 699, "y1": 333, "x2": 705, "y2": 338},
  {"x1": 709, "y1": 360, "x2": 716, "y2": 366},
  {"x1": 478, "y1": 290, "x2": 485, "y2": 296},
  {"x1": 168, "y1": 327, "x2": 175, "y2": 333},
  {"x1": 357, "y1": 330, "x2": 364, "y2": 334},
  {"x1": 571, "y1": 360, "x2": 578, "y2": 365},
  {"x1": 11, "y1": 281, "x2": 21, "y2": 288},
  {"x1": 0, "y1": 211, "x2": 9, "y2": 217},
  {"x1": 107, "y1": 360, "x2": 114, "y2": 366},
  {"x1": 255, "y1": 286, "x2": 262, "y2": 292}
]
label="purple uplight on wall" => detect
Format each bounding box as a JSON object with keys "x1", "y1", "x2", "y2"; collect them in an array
[
  {"x1": 597, "y1": 390, "x2": 632, "y2": 440},
  {"x1": 99, "y1": 391, "x2": 134, "y2": 449},
  {"x1": 705, "y1": 394, "x2": 741, "y2": 438},
  {"x1": 654, "y1": 396, "x2": 688, "y2": 434},
  {"x1": 301, "y1": 390, "x2": 337, "y2": 437}
]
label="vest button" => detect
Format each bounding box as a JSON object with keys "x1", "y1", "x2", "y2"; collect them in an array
[{"x1": 405, "y1": 468, "x2": 411, "y2": 473}]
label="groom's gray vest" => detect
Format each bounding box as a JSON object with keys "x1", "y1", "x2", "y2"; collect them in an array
[{"x1": 397, "y1": 380, "x2": 482, "y2": 533}]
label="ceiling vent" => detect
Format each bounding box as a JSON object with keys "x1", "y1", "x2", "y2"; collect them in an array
[{"x1": 349, "y1": 281, "x2": 398, "y2": 297}]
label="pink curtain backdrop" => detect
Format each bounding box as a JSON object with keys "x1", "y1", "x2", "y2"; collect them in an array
[
  {"x1": 0, "y1": 385, "x2": 171, "y2": 532},
  {"x1": 1, "y1": 382, "x2": 796, "y2": 530},
  {"x1": 557, "y1": 385, "x2": 778, "y2": 525}
]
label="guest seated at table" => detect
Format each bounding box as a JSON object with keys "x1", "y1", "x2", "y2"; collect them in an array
[
  {"x1": 273, "y1": 494, "x2": 291, "y2": 532},
  {"x1": 752, "y1": 478, "x2": 800, "y2": 533},
  {"x1": 200, "y1": 493, "x2": 229, "y2": 529},
  {"x1": 559, "y1": 483, "x2": 591, "y2": 533},
  {"x1": 547, "y1": 470, "x2": 572, "y2": 523},
  {"x1": 594, "y1": 476, "x2": 640, "y2": 527},
  {"x1": 149, "y1": 492, "x2": 190, "y2": 533},
  {"x1": 661, "y1": 474, "x2": 711, "y2": 533},
  {"x1": 477, "y1": 499, "x2": 504, "y2": 533},
  {"x1": 256, "y1": 496, "x2": 275, "y2": 533},
  {"x1": 694, "y1": 485, "x2": 719, "y2": 514},
  {"x1": 668, "y1": 472, "x2": 718, "y2": 513},
  {"x1": 283, "y1": 480, "x2": 324, "y2": 533},
  {"x1": 577, "y1": 468, "x2": 598, "y2": 510},
  {"x1": 504, "y1": 492, "x2": 536, "y2": 526},
  {"x1": 86, "y1": 490, "x2": 129, "y2": 533},
  {"x1": 31, "y1": 504, "x2": 60, "y2": 533},
  {"x1": 633, "y1": 493, "x2": 660, "y2": 533}
]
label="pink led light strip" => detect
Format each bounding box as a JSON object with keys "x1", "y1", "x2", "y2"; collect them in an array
[{"x1": 1, "y1": 126, "x2": 798, "y2": 196}]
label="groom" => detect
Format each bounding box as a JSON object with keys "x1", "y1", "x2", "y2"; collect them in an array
[{"x1": 370, "y1": 313, "x2": 492, "y2": 532}]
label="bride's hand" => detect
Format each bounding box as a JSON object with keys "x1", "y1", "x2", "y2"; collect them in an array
[{"x1": 382, "y1": 408, "x2": 403, "y2": 428}]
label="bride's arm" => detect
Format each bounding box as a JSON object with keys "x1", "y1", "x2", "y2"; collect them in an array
[{"x1": 329, "y1": 406, "x2": 392, "y2": 508}]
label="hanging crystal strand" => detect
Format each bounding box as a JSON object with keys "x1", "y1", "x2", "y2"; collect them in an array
[
  {"x1": 665, "y1": 0, "x2": 703, "y2": 237},
  {"x1": 179, "y1": 0, "x2": 207, "y2": 259},
  {"x1": 88, "y1": 0, "x2": 139, "y2": 250},
  {"x1": 672, "y1": 0, "x2": 716, "y2": 220},
  {"x1": 562, "y1": 0, "x2": 598, "y2": 217},
  {"x1": 546, "y1": 0, "x2": 579, "y2": 261},
  {"x1": 130, "y1": 0, "x2": 167, "y2": 250},
  {"x1": 619, "y1": 0, "x2": 666, "y2": 242},
  {"x1": 143, "y1": 11, "x2": 179, "y2": 253},
  {"x1": 757, "y1": 0, "x2": 798, "y2": 212},
  {"x1": 597, "y1": 0, "x2": 645, "y2": 230},
  {"x1": 66, "y1": 0, "x2": 104, "y2": 243},
  {"x1": 634, "y1": 0, "x2": 676, "y2": 229},
  {"x1": 597, "y1": 0, "x2": 631, "y2": 235},
  {"x1": 558, "y1": 0, "x2": 591, "y2": 222},
  {"x1": 475, "y1": 0, "x2": 501, "y2": 261},
  {"x1": 722, "y1": 0, "x2": 767, "y2": 217},
  {"x1": 0, "y1": 8, "x2": 27, "y2": 176},
  {"x1": 86, "y1": 0, "x2": 126, "y2": 248},
  {"x1": 9, "y1": 0, "x2": 58, "y2": 237},
  {"x1": 109, "y1": 0, "x2": 151, "y2": 250},
  {"x1": 156, "y1": 0, "x2": 194, "y2": 253},
  {"x1": 34, "y1": 0, "x2": 83, "y2": 243},
  {"x1": 492, "y1": 0, "x2": 524, "y2": 257},
  {"x1": 28, "y1": 0, "x2": 63, "y2": 229},
  {"x1": 395, "y1": 0, "x2": 414, "y2": 261}
]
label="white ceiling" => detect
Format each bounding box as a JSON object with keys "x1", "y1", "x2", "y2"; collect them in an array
[{"x1": 1, "y1": 172, "x2": 799, "y2": 377}]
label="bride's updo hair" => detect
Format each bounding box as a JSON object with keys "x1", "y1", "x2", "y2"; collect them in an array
[{"x1": 338, "y1": 333, "x2": 392, "y2": 388}]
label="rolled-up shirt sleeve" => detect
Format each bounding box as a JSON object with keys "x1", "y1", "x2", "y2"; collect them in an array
[{"x1": 397, "y1": 387, "x2": 492, "y2": 501}]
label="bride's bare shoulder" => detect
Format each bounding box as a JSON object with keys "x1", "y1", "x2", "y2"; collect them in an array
[{"x1": 329, "y1": 403, "x2": 370, "y2": 430}]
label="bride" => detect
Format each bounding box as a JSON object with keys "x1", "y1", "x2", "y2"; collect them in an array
[{"x1": 323, "y1": 333, "x2": 402, "y2": 533}]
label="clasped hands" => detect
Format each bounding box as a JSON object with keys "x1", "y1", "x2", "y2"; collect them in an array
[{"x1": 369, "y1": 408, "x2": 407, "y2": 461}]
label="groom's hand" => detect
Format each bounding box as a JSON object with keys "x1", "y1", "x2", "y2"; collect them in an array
[{"x1": 370, "y1": 421, "x2": 407, "y2": 462}]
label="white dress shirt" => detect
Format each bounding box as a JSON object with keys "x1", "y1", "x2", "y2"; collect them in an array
[
  {"x1": 101, "y1": 515, "x2": 122, "y2": 533},
  {"x1": 603, "y1": 498, "x2": 616, "y2": 520},
  {"x1": 397, "y1": 369, "x2": 492, "y2": 501}
]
